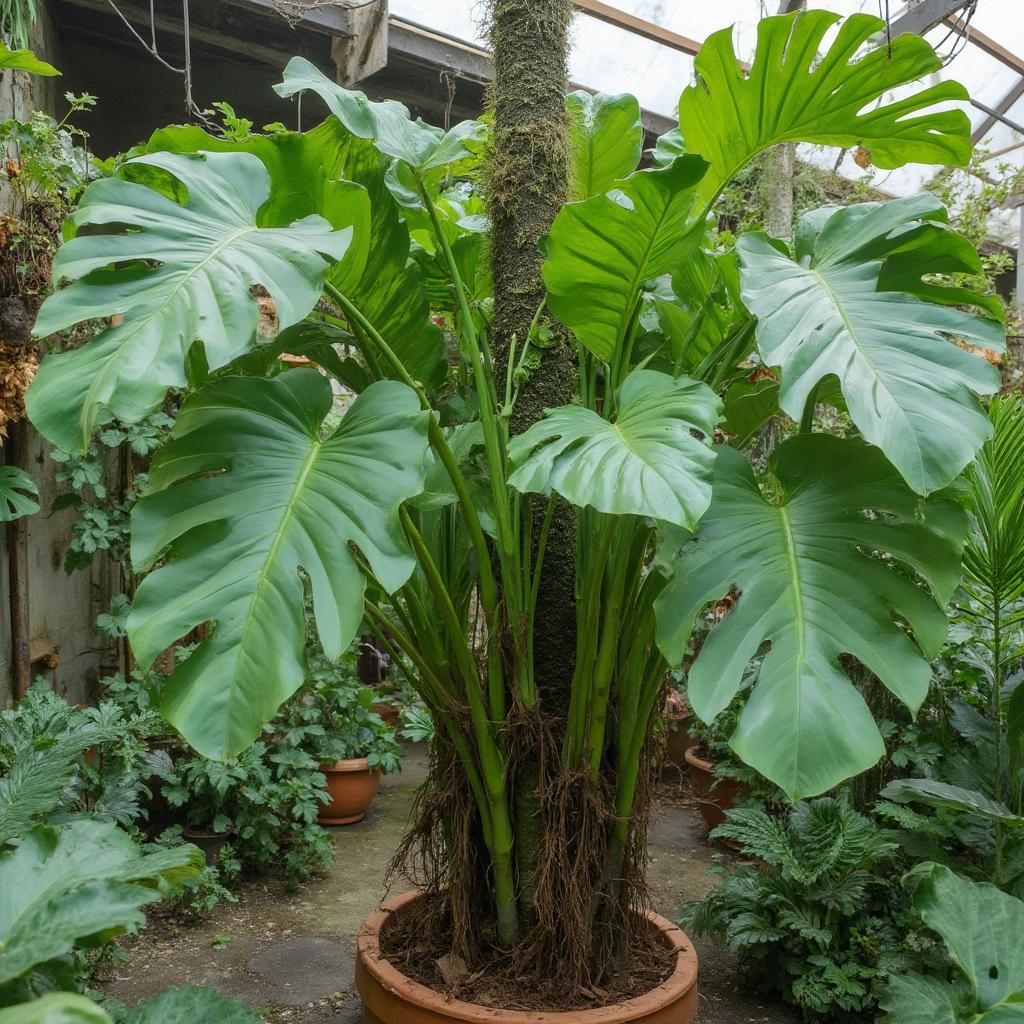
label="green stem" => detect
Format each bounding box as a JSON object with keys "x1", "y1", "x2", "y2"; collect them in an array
[
  {"x1": 324, "y1": 283, "x2": 501, "y2": 621},
  {"x1": 586, "y1": 521, "x2": 636, "y2": 781},
  {"x1": 994, "y1": 596, "x2": 1005, "y2": 884},
  {"x1": 799, "y1": 380, "x2": 821, "y2": 434}
]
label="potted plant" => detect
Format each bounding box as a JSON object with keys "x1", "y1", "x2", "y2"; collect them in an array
[
  {"x1": 27, "y1": 7, "x2": 1000, "y2": 1019},
  {"x1": 311, "y1": 680, "x2": 401, "y2": 826},
  {"x1": 158, "y1": 750, "x2": 252, "y2": 864}
]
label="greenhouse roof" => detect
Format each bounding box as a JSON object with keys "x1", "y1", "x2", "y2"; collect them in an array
[{"x1": 391, "y1": 0, "x2": 1024, "y2": 238}]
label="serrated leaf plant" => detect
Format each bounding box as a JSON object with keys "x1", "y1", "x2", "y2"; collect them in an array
[{"x1": 26, "y1": 6, "x2": 1002, "y2": 988}]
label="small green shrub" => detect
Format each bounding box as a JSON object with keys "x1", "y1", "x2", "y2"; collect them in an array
[{"x1": 681, "y1": 798, "x2": 944, "y2": 1022}]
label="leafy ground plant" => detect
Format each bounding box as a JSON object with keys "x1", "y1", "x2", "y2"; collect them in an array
[{"x1": 682, "y1": 799, "x2": 945, "y2": 1022}]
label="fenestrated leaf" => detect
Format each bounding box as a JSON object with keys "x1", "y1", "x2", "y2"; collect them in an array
[
  {"x1": 0, "y1": 466, "x2": 39, "y2": 522},
  {"x1": 738, "y1": 196, "x2": 1003, "y2": 494},
  {"x1": 0, "y1": 43, "x2": 59, "y2": 76},
  {"x1": 543, "y1": 155, "x2": 708, "y2": 362},
  {"x1": 0, "y1": 820, "x2": 201, "y2": 986},
  {"x1": 0, "y1": 993, "x2": 112, "y2": 1024},
  {"x1": 275, "y1": 57, "x2": 485, "y2": 190},
  {"x1": 146, "y1": 119, "x2": 446, "y2": 386},
  {"x1": 508, "y1": 368, "x2": 721, "y2": 529},
  {"x1": 128, "y1": 370, "x2": 429, "y2": 759},
  {"x1": 681, "y1": 10, "x2": 972, "y2": 205},
  {"x1": 880, "y1": 864, "x2": 1024, "y2": 1022},
  {"x1": 880, "y1": 779, "x2": 1024, "y2": 825},
  {"x1": 146, "y1": 121, "x2": 371, "y2": 289},
  {"x1": 27, "y1": 150, "x2": 351, "y2": 453},
  {"x1": 123, "y1": 986, "x2": 261, "y2": 1024},
  {"x1": 655, "y1": 434, "x2": 968, "y2": 799},
  {"x1": 566, "y1": 91, "x2": 643, "y2": 201}
]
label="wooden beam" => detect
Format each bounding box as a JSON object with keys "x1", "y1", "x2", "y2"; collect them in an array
[
  {"x1": 62, "y1": 0, "x2": 319, "y2": 66},
  {"x1": 572, "y1": 0, "x2": 750, "y2": 71},
  {"x1": 572, "y1": 0, "x2": 702, "y2": 57},
  {"x1": 944, "y1": 17, "x2": 1024, "y2": 77}
]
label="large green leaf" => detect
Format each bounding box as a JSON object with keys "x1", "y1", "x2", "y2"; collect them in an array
[
  {"x1": 681, "y1": 10, "x2": 972, "y2": 205},
  {"x1": 543, "y1": 155, "x2": 708, "y2": 362},
  {"x1": 123, "y1": 986, "x2": 261, "y2": 1024},
  {"x1": 880, "y1": 779, "x2": 1024, "y2": 825},
  {"x1": 128, "y1": 370, "x2": 429, "y2": 759},
  {"x1": 566, "y1": 91, "x2": 643, "y2": 201},
  {"x1": 655, "y1": 434, "x2": 968, "y2": 798},
  {"x1": 881, "y1": 864, "x2": 1024, "y2": 1022},
  {"x1": 27, "y1": 151, "x2": 350, "y2": 453},
  {"x1": 0, "y1": 467, "x2": 38, "y2": 523},
  {"x1": 738, "y1": 196, "x2": 1003, "y2": 494},
  {"x1": 0, "y1": 994, "x2": 111, "y2": 1024},
  {"x1": 0, "y1": 43, "x2": 59, "y2": 76},
  {"x1": 0, "y1": 821, "x2": 201, "y2": 986},
  {"x1": 275, "y1": 57, "x2": 485, "y2": 192},
  {"x1": 146, "y1": 121, "x2": 371, "y2": 284},
  {"x1": 147, "y1": 120, "x2": 445, "y2": 386},
  {"x1": 508, "y1": 369, "x2": 721, "y2": 529}
]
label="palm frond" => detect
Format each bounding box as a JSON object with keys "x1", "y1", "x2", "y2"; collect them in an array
[{"x1": 962, "y1": 396, "x2": 1024, "y2": 632}]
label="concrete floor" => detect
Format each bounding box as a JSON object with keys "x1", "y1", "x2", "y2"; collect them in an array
[{"x1": 99, "y1": 746, "x2": 797, "y2": 1024}]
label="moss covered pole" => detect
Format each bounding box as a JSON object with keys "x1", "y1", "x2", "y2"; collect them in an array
[{"x1": 487, "y1": 0, "x2": 577, "y2": 717}]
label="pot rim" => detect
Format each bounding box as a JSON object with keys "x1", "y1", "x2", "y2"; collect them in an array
[
  {"x1": 357, "y1": 889, "x2": 699, "y2": 1022},
  {"x1": 683, "y1": 745, "x2": 714, "y2": 773},
  {"x1": 320, "y1": 757, "x2": 378, "y2": 773}
]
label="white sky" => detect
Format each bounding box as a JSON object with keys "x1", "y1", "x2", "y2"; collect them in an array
[{"x1": 391, "y1": 1, "x2": 1024, "y2": 237}]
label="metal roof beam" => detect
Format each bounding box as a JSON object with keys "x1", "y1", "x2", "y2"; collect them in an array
[
  {"x1": 973, "y1": 78, "x2": 1024, "y2": 144},
  {"x1": 890, "y1": 0, "x2": 972, "y2": 37}
]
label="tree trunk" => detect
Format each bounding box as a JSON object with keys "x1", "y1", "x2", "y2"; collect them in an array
[
  {"x1": 486, "y1": 0, "x2": 577, "y2": 932},
  {"x1": 487, "y1": 0, "x2": 577, "y2": 716},
  {"x1": 764, "y1": 143, "x2": 795, "y2": 240}
]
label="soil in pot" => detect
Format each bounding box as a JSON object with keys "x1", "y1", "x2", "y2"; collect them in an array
[
  {"x1": 358, "y1": 890, "x2": 699, "y2": 1022},
  {"x1": 318, "y1": 757, "x2": 381, "y2": 826},
  {"x1": 183, "y1": 824, "x2": 234, "y2": 866},
  {"x1": 684, "y1": 745, "x2": 749, "y2": 833}
]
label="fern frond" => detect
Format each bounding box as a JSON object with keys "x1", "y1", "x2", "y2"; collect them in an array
[
  {"x1": 0, "y1": 730, "x2": 101, "y2": 845},
  {"x1": 712, "y1": 807, "x2": 803, "y2": 877}
]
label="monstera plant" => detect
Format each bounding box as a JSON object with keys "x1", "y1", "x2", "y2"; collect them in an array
[{"x1": 26, "y1": 6, "x2": 1002, "y2": 1010}]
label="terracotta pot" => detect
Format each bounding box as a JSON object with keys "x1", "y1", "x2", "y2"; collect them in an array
[
  {"x1": 183, "y1": 824, "x2": 234, "y2": 866},
  {"x1": 662, "y1": 711, "x2": 696, "y2": 772},
  {"x1": 684, "y1": 746, "x2": 748, "y2": 832},
  {"x1": 373, "y1": 702, "x2": 402, "y2": 728},
  {"x1": 318, "y1": 758, "x2": 381, "y2": 826},
  {"x1": 356, "y1": 890, "x2": 699, "y2": 1023}
]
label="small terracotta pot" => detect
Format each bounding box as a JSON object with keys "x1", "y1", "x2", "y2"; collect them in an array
[
  {"x1": 684, "y1": 746, "x2": 748, "y2": 832},
  {"x1": 318, "y1": 758, "x2": 381, "y2": 825},
  {"x1": 372, "y1": 702, "x2": 402, "y2": 728},
  {"x1": 356, "y1": 890, "x2": 699, "y2": 1023},
  {"x1": 183, "y1": 824, "x2": 234, "y2": 866}
]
